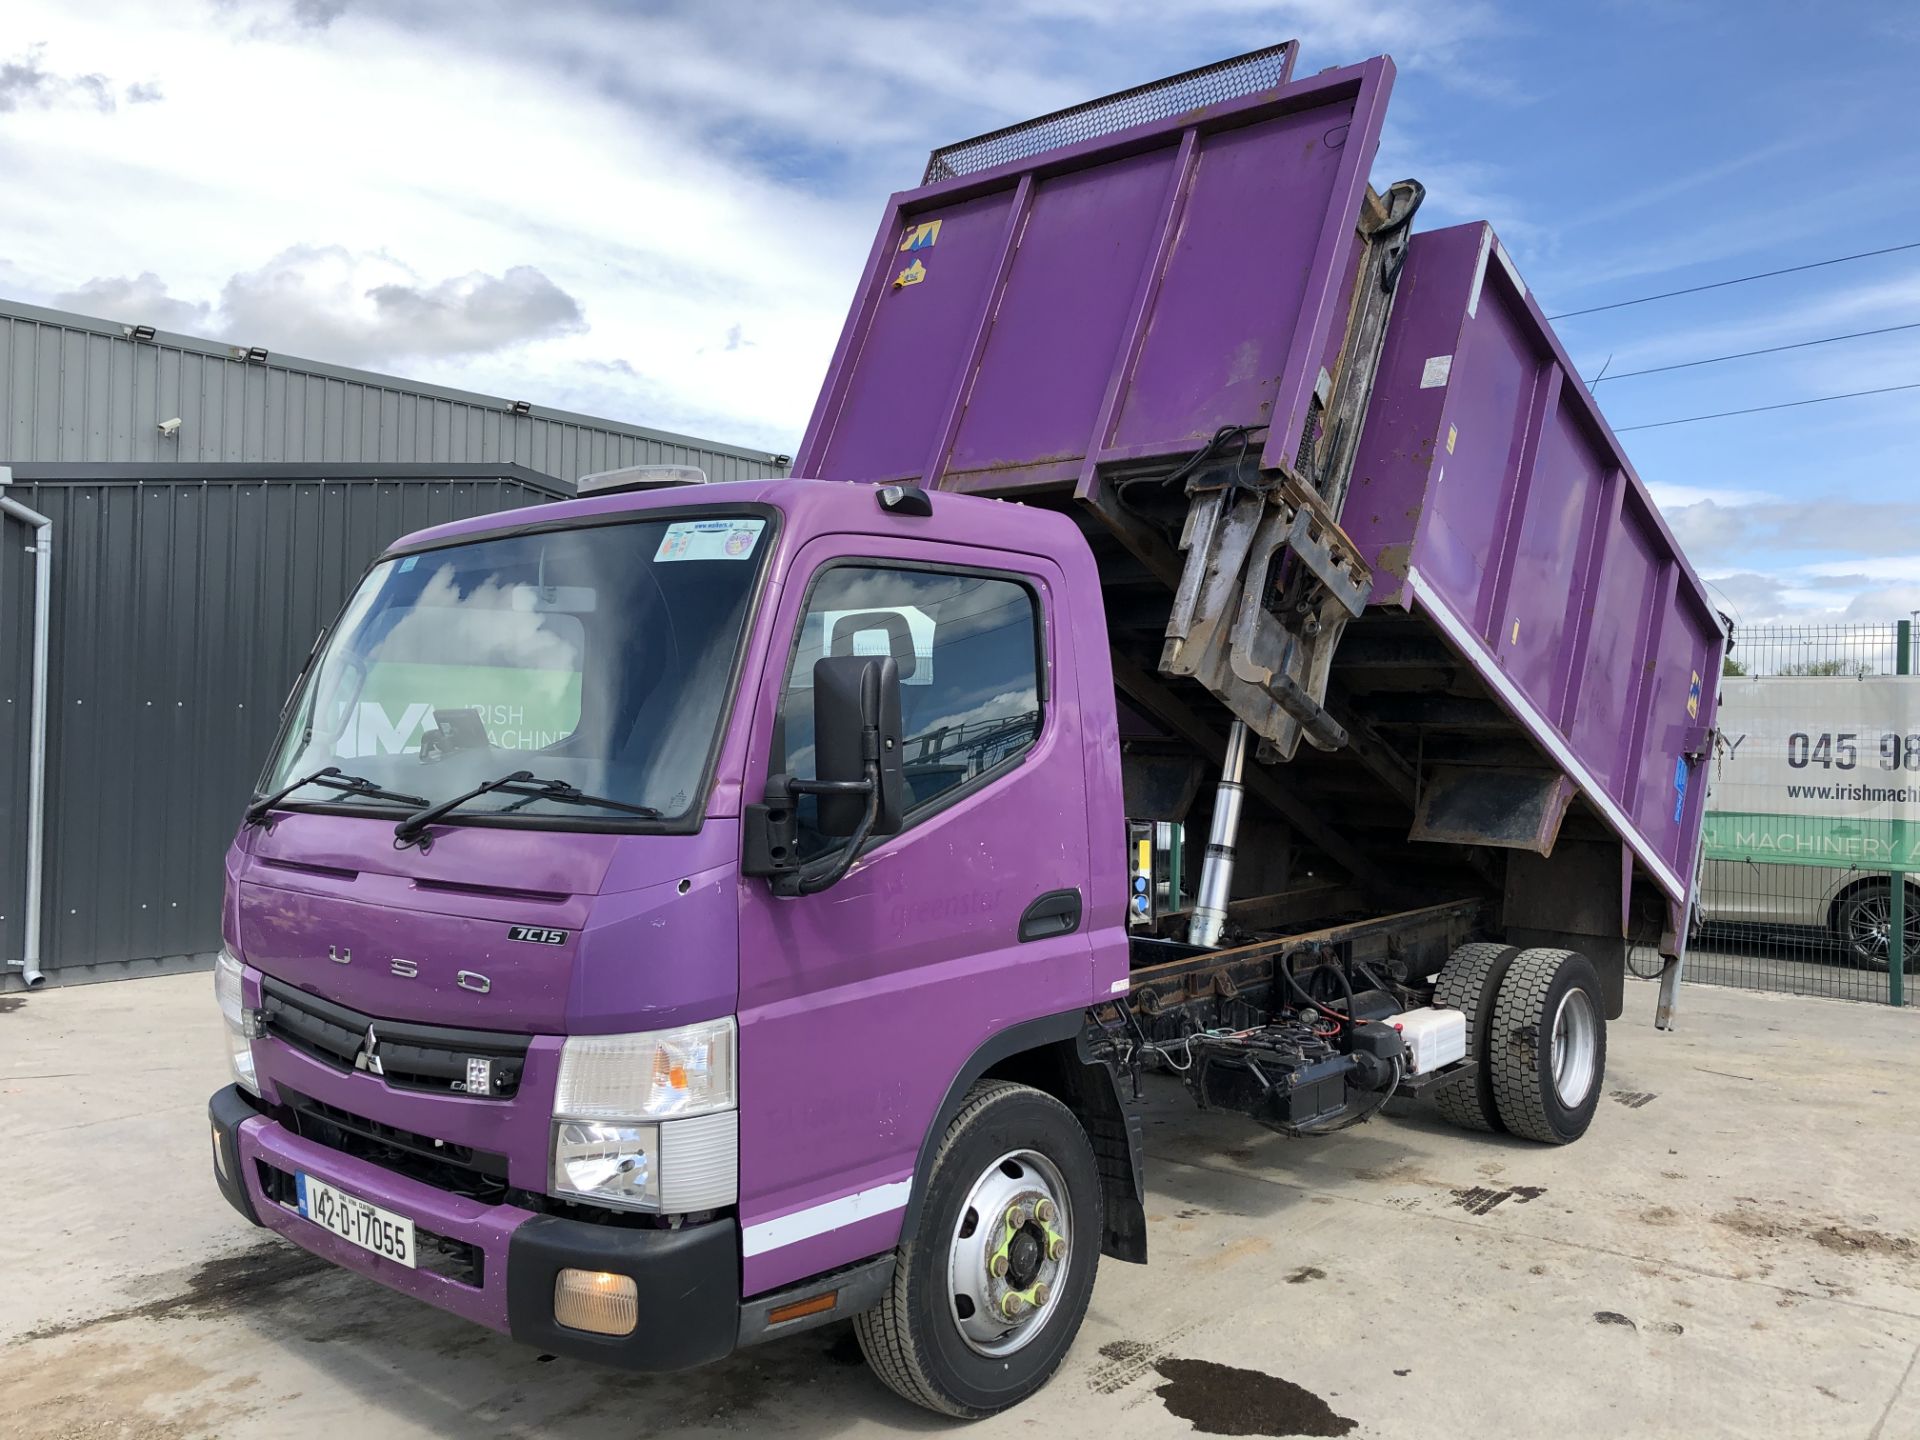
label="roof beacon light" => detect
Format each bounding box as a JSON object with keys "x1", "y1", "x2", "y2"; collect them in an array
[{"x1": 576, "y1": 464, "x2": 710, "y2": 497}]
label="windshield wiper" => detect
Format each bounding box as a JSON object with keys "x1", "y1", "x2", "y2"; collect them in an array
[
  {"x1": 246, "y1": 767, "x2": 428, "y2": 826},
  {"x1": 393, "y1": 770, "x2": 662, "y2": 848}
]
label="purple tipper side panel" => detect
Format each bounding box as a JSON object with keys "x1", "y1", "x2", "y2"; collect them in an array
[
  {"x1": 1349, "y1": 223, "x2": 1726, "y2": 918},
  {"x1": 792, "y1": 59, "x2": 1394, "y2": 496}
]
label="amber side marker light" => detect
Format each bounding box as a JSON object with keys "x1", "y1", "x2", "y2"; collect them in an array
[
  {"x1": 767, "y1": 1290, "x2": 839, "y2": 1326},
  {"x1": 554, "y1": 1269, "x2": 639, "y2": 1336}
]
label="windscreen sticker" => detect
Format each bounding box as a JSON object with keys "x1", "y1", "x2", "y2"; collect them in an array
[
  {"x1": 398, "y1": 555, "x2": 418, "y2": 572},
  {"x1": 655, "y1": 518, "x2": 765, "y2": 562}
]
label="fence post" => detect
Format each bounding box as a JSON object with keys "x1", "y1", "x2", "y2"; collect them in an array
[{"x1": 1896, "y1": 621, "x2": 1911, "y2": 1005}]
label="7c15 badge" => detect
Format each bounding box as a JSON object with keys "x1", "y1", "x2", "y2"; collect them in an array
[{"x1": 507, "y1": 925, "x2": 569, "y2": 945}]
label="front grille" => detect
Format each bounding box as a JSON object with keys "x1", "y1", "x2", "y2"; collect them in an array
[
  {"x1": 260, "y1": 977, "x2": 529, "y2": 1099},
  {"x1": 281, "y1": 1087, "x2": 508, "y2": 1181},
  {"x1": 256, "y1": 1160, "x2": 485, "y2": 1287}
]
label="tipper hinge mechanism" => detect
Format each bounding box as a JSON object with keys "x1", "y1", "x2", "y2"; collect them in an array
[{"x1": 1160, "y1": 468, "x2": 1373, "y2": 760}]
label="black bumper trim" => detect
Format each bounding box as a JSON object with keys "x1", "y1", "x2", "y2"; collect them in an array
[
  {"x1": 506, "y1": 1213, "x2": 740, "y2": 1372},
  {"x1": 208, "y1": 1084, "x2": 265, "y2": 1226}
]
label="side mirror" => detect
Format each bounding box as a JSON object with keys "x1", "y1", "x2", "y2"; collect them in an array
[{"x1": 812, "y1": 655, "x2": 905, "y2": 838}]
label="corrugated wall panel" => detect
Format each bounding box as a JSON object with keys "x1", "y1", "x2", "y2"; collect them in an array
[
  {"x1": 0, "y1": 300, "x2": 791, "y2": 485},
  {"x1": 0, "y1": 467, "x2": 597, "y2": 986}
]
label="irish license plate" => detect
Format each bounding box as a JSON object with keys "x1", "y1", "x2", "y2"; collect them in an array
[{"x1": 297, "y1": 1173, "x2": 416, "y2": 1268}]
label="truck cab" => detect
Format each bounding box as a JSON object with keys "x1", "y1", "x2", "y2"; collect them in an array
[{"x1": 210, "y1": 477, "x2": 1138, "y2": 1411}]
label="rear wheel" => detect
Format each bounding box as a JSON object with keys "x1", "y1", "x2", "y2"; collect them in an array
[
  {"x1": 855, "y1": 1080, "x2": 1101, "y2": 1417},
  {"x1": 1836, "y1": 884, "x2": 1920, "y2": 972},
  {"x1": 1430, "y1": 941, "x2": 1519, "y2": 1133},
  {"x1": 1487, "y1": 947, "x2": 1606, "y2": 1144}
]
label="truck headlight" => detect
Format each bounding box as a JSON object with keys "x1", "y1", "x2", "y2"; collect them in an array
[
  {"x1": 551, "y1": 1018, "x2": 737, "y2": 1212},
  {"x1": 553, "y1": 1122, "x2": 658, "y2": 1208},
  {"x1": 213, "y1": 948, "x2": 260, "y2": 1097}
]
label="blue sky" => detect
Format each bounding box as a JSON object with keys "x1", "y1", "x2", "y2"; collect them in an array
[{"x1": 3, "y1": 0, "x2": 1916, "y2": 624}]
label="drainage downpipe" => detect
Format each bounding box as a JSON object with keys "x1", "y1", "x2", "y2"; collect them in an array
[
  {"x1": 1187, "y1": 720, "x2": 1250, "y2": 949},
  {"x1": 0, "y1": 468, "x2": 50, "y2": 989}
]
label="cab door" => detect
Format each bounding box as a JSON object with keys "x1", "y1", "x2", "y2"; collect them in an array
[{"x1": 733, "y1": 534, "x2": 1096, "y2": 1294}]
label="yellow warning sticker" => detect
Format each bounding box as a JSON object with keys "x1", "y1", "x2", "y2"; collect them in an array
[
  {"x1": 899, "y1": 220, "x2": 943, "y2": 253},
  {"x1": 1511, "y1": 620, "x2": 1520, "y2": 645},
  {"x1": 893, "y1": 258, "x2": 927, "y2": 290},
  {"x1": 1687, "y1": 670, "x2": 1702, "y2": 719},
  {"x1": 1446, "y1": 424, "x2": 1458, "y2": 454}
]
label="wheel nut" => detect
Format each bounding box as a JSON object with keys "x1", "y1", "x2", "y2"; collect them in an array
[
  {"x1": 1001, "y1": 1293, "x2": 1025, "y2": 1319},
  {"x1": 1035, "y1": 1199, "x2": 1055, "y2": 1223},
  {"x1": 1006, "y1": 1204, "x2": 1028, "y2": 1229},
  {"x1": 990, "y1": 1254, "x2": 1010, "y2": 1277},
  {"x1": 1047, "y1": 1235, "x2": 1066, "y2": 1261}
]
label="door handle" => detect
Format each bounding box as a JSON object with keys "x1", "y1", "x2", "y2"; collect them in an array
[{"x1": 1018, "y1": 888, "x2": 1082, "y2": 943}]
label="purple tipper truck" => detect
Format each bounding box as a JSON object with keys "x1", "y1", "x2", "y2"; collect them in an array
[{"x1": 207, "y1": 43, "x2": 1727, "y2": 1416}]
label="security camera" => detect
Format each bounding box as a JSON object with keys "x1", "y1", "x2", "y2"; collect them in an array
[{"x1": 157, "y1": 417, "x2": 183, "y2": 437}]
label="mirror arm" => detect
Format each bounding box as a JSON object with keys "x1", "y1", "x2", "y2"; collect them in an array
[{"x1": 786, "y1": 759, "x2": 882, "y2": 897}]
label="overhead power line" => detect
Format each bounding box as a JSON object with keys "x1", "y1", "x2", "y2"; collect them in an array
[
  {"x1": 1548, "y1": 241, "x2": 1920, "y2": 320},
  {"x1": 1612, "y1": 381, "x2": 1920, "y2": 432},
  {"x1": 1590, "y1": 321, "x2": 1920, "y2": 383}
]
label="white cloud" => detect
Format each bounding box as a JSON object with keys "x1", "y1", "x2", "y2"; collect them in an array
[
  {"x1": 3, "y1": 0, "x2": 1519, "y2": 455},
  {"x1": 1646, "y1": 482, "x2": 1781, "y2": 509}
]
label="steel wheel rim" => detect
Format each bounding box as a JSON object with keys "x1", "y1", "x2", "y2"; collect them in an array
[
  {"x1": 946, "y1": 1148, "x2": 1071, "y2": 1358},
  {"x1": 1550, "y1": 987, "x2": 1598, "y2": 1107}
]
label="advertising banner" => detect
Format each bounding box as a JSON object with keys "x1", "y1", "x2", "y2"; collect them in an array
[{"x1": 1706, "y1": 676, "x2": 1920, "y2": 871}]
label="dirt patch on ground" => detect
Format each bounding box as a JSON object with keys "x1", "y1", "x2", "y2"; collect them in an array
[
  {"x1": 1714, "y1": 1205, "x2": 1915, "y2": 1261},
  {"x1": 12, "y1": 1243, "x2": 331, "y2": 1343},
  {"x1": 1152, "y1": 1357, "x2": 1356, "y2": 1437},
  {"x1": 1450, "y1": 1185, "x2": 1545, "y2": 1216}
]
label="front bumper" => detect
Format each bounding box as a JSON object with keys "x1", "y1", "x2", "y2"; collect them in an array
[{"x1": 207, "y1": 1085, "x2": 739, "y2": 1371}]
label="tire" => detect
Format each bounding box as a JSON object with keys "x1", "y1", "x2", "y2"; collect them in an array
[
  {"x1": 1487, "y1": 948, "x2": 1606, "y2": 1145},
  {"x1": 1429, "y1": 941, "x2": 1519, "y2": 1133},
  {"x1": 854, "y1": 1080, "x2": 1102, "y2": 1418},
  {"x1": 1835, "y1": 884, "x2": 1920, "y2": 972}
]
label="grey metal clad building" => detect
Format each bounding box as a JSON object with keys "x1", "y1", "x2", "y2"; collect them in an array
[
  {"x1": 0, "y1": 297, "x2": 790, "y2": 483},
  {"x1": 0, "y1": 298, "x2": 794, "y2": 991}
]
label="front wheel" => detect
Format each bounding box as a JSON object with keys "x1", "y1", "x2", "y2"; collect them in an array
[{"x1": 855, "y1": 1080, "x2": 1102, "y2": 1417}]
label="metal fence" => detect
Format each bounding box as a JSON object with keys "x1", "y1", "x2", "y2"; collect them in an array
[{"x1": 1677, "y1": 620, "x2": 1916, "y2": 1006}]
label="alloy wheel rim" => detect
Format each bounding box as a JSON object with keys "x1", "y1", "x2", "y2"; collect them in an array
[{"x1": 1849, "y1": 895, "x2": 1920, "y2": 963}]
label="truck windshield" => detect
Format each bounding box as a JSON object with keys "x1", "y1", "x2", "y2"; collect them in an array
[{"x1": 262, "y1": 513, "x2": 771, "y2": 827}]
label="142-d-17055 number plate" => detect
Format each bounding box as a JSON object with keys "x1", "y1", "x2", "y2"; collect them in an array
[{"x1": 296, "y1": 1173, "x2": 416, "y2": 1268}]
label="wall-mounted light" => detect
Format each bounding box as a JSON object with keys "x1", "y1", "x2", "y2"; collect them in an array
[
  {"x1": 126, "y1": 324, "x2": 158, "y2": 342},
  {"x1": 509, "y1": 400, "x2": 533, "y2": 416},
  {"x1": 245, "y1": 346, "x2": 270, "y2": 365},
  {"x1": 772, "y1": 454, "x2": 793, "y2": 467}
]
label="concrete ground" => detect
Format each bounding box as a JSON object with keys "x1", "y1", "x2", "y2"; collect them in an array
[{"x1": 3, "y1": 975, "x2": 1918, "y2": 1440}]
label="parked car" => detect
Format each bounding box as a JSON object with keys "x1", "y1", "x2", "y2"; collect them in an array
[{"x1": 1697, "y1": 861, "x2": 1920, "y2": 971}]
